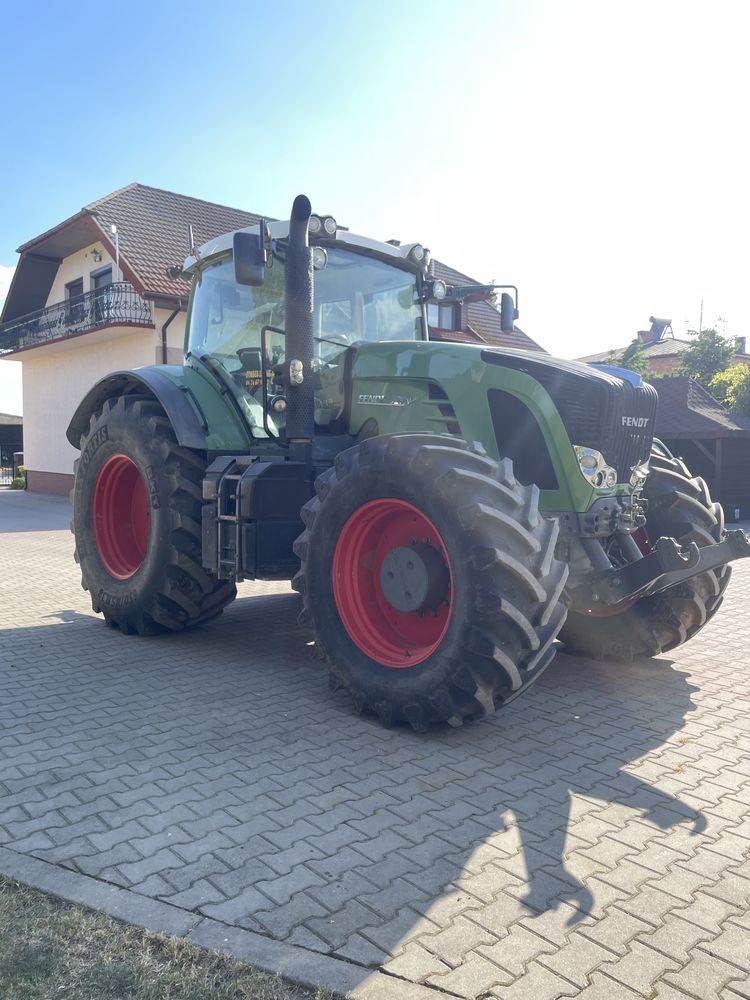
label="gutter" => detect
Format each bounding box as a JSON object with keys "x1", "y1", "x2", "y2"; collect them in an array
[{"x1": 161, "y1": 300, "x2": 183, "y2": 365}]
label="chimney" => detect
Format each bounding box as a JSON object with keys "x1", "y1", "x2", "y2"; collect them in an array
[
  {"x1": 735, "y1": 336, "x2": 747, "y2": 355},
  {"x1": 637, "y1": 330, "x2": 651, "y2": 344}
]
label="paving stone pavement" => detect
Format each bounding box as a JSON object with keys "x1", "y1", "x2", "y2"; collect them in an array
[{"x1": 1, "y1": 489, "x2": 750, "y2": 999}]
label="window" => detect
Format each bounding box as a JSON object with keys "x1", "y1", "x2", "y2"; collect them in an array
[
  {"x1": 91, "y1": 267, "x2": 113, "y2": 324},
  {"x1": 66, "y1": 279, "x2": 84, "y2": 324},
  {"x1": 187, "y1": 248, "x2": 424, "y2": 436},
  {"x1": 427, "y1": 302, "x2": 459, "y2": 331}
]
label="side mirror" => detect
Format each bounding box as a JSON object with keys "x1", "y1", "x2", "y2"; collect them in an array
[
  {"x1": 500, "y1": 291, "x2": 517, "y2": 333},
  {"x1": 234, "y1": 230, "x2": 266, "y2": 286}
]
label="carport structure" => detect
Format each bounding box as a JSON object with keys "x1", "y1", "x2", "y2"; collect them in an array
[{"x1": 654, "y1": 375, "x2": 750, "y2": 521}]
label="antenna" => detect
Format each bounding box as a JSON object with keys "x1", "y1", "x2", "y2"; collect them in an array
[{"x1": 188, "y1": 224, "x2": 201, "y2": 261}]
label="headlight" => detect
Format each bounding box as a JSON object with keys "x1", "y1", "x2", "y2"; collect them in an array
[
  {"x1": 312, "y1": 246, "x2": 328, "y2": 270},
  {"x1": 408, "y1": 244, "x2": 426, "y2": 264},
  {"x1": 574, "y1": 446, "x2": 619, "y2": 489},
  {"x1": 577, "y1": 448, "x2": 600, "y2": 474},
  {"x1": 308, "y1": 215, "x2": 322, "y2": 235},
  {"x1": 322, "y1": 215, "x2": 337, "y2": 236},
  {"x1": 425, "y1": 279, "x2": 447, "y2": 301}
]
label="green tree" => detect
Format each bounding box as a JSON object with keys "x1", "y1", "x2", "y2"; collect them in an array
[
  {"x1": 709, "y1": 364, "x2": 750, "y2": 415},
  {"x1": 618, "y1": 338, "x2": 648, "y2": 375},
  {"x1": 679, "y1": 328, "x2": 735, "y2": 390}
]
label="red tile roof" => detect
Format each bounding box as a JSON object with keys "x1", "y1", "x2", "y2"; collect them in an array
[
  {"x1": 12, "y1": 183, "x2": 546, "y2": 350},
  {"x1": 431, "y1": 260, "x2": 544, "y2": 352},
  {"x1": 82, "y1": 184, "x2": 265, "y2": 299},
  {"x1": 581, "y1": 336, "x2": 750, "y2": 365}
]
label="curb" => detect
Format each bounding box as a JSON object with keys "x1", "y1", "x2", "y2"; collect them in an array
[{"x1": 0, "y1": 846, "x2": 446, "y2": 1000}]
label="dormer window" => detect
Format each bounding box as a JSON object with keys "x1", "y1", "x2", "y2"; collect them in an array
[{"x1": 427, "y1": 302, "x2": 459, "y2": 331}]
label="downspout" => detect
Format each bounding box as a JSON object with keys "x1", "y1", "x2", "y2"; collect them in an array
[{"x1": 161, "y1": 300, "x2": 182, "y2": 365}]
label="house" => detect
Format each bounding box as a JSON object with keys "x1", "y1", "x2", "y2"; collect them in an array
[
  {"x1": 0, "y1": 185, "x2": 262, "y2": 493},
  {"x1": 579, "y1": 316, "x2": 750, "y2": 376},
  {"x1": 653, "y1": 376, "x2": 750, "y2": 519},
  {"x1": 0, "y1": 184, "x2": 544, "y2": 495}
]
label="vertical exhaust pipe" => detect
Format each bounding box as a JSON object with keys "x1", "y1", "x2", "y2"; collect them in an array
[{"x1": 284, "y1": 194, "x2": 315, "y2": 465}]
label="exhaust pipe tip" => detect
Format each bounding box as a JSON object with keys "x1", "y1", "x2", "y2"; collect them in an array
[{"x1": 290, "y1": 195, "x2": 312, "y2": 245}]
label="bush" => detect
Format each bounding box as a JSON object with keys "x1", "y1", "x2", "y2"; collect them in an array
[
  {"x1": 710, "y1": 364, "x2": 750, "y2": 415},
  {"x1": 9, "y1": 464, "x2": 25, "y2": 490}
]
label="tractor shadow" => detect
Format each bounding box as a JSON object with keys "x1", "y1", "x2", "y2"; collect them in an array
[
  {"x1": 448, "y1": 647, "x2": 707, "y2": 924},
  {"x1": 180, "y1": 591, "x2": 707, "y2": 941},
  {"x1": 0, "y1": 590, "x2": 708, "y2": 978}
]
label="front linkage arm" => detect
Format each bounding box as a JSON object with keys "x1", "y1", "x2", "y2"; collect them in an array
[{"x1": 587, "y1": 529, "x2": 750, "y2": 606}]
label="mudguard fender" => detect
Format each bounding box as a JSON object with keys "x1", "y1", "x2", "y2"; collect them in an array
[{"x1": 67, "y1": 366, "x2": 216, "y2": 451}]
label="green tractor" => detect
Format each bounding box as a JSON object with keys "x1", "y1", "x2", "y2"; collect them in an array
[{"x1": 67, "y1": 195, "x2": 750, "y2": 730}]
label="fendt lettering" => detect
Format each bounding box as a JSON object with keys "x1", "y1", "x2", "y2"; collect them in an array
[{"x1": 66, "y1": 194, "x2": 750, "y2": 730}]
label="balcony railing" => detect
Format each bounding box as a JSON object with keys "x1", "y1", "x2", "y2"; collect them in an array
[{"x1": 0, "y1": 282, "x2": 153, "y2": 355}]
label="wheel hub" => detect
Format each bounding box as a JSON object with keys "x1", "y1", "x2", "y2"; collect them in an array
[
  {"x1": 331, "y1": 498, "x2": 454, "y2": 668},
  {"x1": 380, "y1": 543, "x2": 450, "y2": 613},
  {"x1": 92, "y1": 454, "x2": 149, "y2": 580}
]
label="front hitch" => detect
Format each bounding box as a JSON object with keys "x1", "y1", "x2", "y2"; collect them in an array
[{"x1": 582, "y1": 529, "x2": 750, "y2": 607}]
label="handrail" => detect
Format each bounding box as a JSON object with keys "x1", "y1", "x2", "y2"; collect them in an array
[{"x1": 0, "y1": 283, "x2": 153, "y2": 354}]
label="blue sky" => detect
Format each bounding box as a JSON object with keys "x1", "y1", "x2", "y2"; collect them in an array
[{"x1": 2, "y1": 0, "x2": 749, "y2": 415}]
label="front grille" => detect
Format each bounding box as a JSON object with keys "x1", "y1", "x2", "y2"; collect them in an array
[
  {"x1": 602, "y1": 378, "x2": 658, "y2": 477},
  {"x1": 481, "y1": 349, "x2": 658, "y2": 480}
]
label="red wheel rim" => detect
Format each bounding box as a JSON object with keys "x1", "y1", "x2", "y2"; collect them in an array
[
  {"x1": 332, "y1": 499, "x2": 453, "y2": 668},
  {"x1": 92, "y1": 454, "x2": 150, "y2": 579}
]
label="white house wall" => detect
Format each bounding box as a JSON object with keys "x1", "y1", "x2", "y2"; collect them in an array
[
  {"x1": 153, "y1": 306, "x2": 187, "y2": 365},
  {"x1": 46, "y1": 243, "x2": 118, "y2": 304},
  {"x1": 23, "y1": 328, "x2": 156, "y2": 493},
  {"x1": 16, "y1": 228, "x2": 189, "y2": 492}
]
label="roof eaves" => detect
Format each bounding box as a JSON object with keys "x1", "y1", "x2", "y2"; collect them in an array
[
  {"x1": 82, "y1": 216, "x2": 148, "y2": 295},
  {"x1": 464, "y1": 323, "x2": 487, "y2": 343},
  {"x1": 16, "y1": 208, "x2": 93, "y2": 254}
]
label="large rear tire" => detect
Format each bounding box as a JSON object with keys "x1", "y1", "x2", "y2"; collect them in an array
[
  {"x1": 293, "y1": 434, "x2": 568, "y2": 730},
  {"x1": 72, "y1": 395, "x2": 236, "y2": 635},
  {"x1": 560, "y1": 449, "x2": 731, "y2": 659}
]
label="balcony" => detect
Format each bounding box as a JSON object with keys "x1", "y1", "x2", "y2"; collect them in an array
[{"x1": 0, "y1": 283, "x2": 153, "y2": 355}]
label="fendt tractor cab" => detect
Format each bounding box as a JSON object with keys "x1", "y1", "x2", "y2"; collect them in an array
[{"x1": 67, "y1": 195, "x2": 750, "y2": 730}]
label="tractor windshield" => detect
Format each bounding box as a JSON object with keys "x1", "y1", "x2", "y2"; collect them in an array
[{"x1": 187, "y1": 247, "x2": 424, "y2": 433}]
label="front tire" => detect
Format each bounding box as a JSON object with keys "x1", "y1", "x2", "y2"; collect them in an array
[
  {"x1": 293, "y1": 434, "x2": 568, "y2": 730},
  {"x1": 560, "y1": 449, "x2": 731, "y2": 659},
  {"x1": 72, "y1": 395, "x2": 236, "y2": 635}
]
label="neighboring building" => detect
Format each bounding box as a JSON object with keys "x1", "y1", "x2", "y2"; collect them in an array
[
  {"x1": 0, "y1": 183, "x2": 544, "y2": 495},
  {"x1": 0, "y1": 412, "x2": 23, "y2": 485},
  {"x1": 579, "y1": 316, "x2": 750, "y2": 376},
  {"x1": 654, "y1": 376, "x2": 750, "y2": 519}
]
